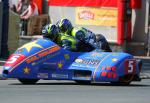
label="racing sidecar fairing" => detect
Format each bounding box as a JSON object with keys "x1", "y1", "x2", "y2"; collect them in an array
[{"x1": 3, "y1": 39, "x2": 142, "y2": 85}]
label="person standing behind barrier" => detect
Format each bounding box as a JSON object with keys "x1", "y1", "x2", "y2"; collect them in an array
[
  {"x1": 20, "y1": 0, "x2": 38, "y2": 19},
  {"x1": 16, "y1": 0, "x2": 39, "y2": 36},
  {"x1": 16, "y1": 0, "x2": 28, "y2": 14},
  {"x1": 15, "y1": 0, "x2": 28, "y2": 36}
]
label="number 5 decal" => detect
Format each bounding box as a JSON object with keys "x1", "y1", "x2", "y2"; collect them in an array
[
  {"x1": 6, "y1": 55, "x2": 20, "y2": 64},
  {"x1": 4, "y1": 54, "x2": 26, "y2": 67},
  {"x1": 128, "y1": 61, "x2": 134, "y2": 73},
  {"x1": 125, "y1": 59, "x2": 136, "y2": 74}
]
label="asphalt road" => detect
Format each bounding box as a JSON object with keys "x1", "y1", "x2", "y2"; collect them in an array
[{"x1": 0, "y1": 79, "x2": 150, "y2": 103}]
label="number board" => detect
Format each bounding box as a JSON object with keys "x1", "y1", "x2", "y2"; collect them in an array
[
  {"x1": 124, "y1": 59, "x2": 136, "y2": 74},
  {"x1": 4, "y1": 54, "x2": 26, "y2": 67}
]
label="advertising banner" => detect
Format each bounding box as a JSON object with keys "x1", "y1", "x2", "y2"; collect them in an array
[{"x1": 75, "y1": 7, "x2": 118, "y2": 27}]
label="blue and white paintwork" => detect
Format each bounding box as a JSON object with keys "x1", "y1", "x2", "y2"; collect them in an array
[{"x1": 2, "y1": 39, "x2": 142, "y2": 85}]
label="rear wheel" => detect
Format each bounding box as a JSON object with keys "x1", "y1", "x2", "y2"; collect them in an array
[
  {"x1": 111, "y1": 75, "x2": 134, "y2": 86},
  {"x1": 75, "y1": 80, "x2": 91, "y2": 85},
  {"x1": 18, "y1": 79, "x2": 39, "y2": 84}
]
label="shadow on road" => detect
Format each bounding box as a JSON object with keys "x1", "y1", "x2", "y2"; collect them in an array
[{"x1": 9, "y1": 81, "x2": 150, "y2": 87}]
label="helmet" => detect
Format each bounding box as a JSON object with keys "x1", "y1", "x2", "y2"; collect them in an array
[
  {"x1": 72, "y1": 28, "x2": 86, "y2": 41},
  {"x1": 42, "y1": 24, "x2": 59, "y2": 40},
  {"x1": 57, "y1": 18, "x2": 73, "y2": 34}
]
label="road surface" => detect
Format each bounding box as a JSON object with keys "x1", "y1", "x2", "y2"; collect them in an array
[{"x1": 0, "y1": 79, "x2": 149, "y2": 103}]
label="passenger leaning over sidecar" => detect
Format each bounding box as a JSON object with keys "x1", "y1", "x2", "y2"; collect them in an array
[
  {"x1": 42, "y1": 23, "x2": 79, "y2": 52},
  {"x1": 57, "y1": 18, "x2": 112, "y2": 52}
]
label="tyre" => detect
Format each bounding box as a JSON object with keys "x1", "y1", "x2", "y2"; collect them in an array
[
  {"x1": 18, "y1": 79, "x2": 39, "y2": 84},
  {"x1": 75, "y1": 80, "x2": 91, "y2": 85},
  {"x1": 111, "y1": 75, "x2": 134, "y2": 86}
]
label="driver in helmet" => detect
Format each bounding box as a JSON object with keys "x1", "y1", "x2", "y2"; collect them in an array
[
  {"x1": 42, "y1": 23, "x2": 59, "y2": 42},
  {"x1": 42, "y1": 23, "x2": 79, "y2": 52},
  {"x1": 57, "y1": 18, "x2": 112, "y2": 52}
]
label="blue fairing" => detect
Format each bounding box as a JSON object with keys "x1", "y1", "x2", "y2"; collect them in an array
[{"x1": 3, "y1": 38, "x2": 141, "y2": 83}]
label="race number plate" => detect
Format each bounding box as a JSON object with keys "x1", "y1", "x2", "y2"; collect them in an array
[{"x1": 124, "y1": 59, "x2": 136, "y2": 74}]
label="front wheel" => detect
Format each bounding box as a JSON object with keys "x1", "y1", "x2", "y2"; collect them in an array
[{"x1": 18, "y1": 79, "x2": 39, "y2": 84}]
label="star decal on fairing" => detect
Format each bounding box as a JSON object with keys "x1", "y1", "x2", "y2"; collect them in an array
[
  {"x1": 19, "y1": 41, "x2": 43, "y2": 52},
  {"x1": 64, "y1": 54, "x2": 70, "y2": 60},
  {"x1": 112, "y1": 58, "x2": 118, "y2": 62},
  {"x1": 23, "y1": 67, "x2": 30, "y2": 74},
  {"x1": 57, "y1": 62, "x2": 63, "y2": 69}
]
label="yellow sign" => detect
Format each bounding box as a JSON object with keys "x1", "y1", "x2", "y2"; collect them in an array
[{"x1": 75, "y1": 7, "x2": 118, "y2": 27}]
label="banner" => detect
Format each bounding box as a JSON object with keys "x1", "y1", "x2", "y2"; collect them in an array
[
  {"x1": 48, "y1": 0, "x2": 141, "y2": 9},
  {"x1": 48, "y1": 0, "x2": 117, "y2": 7},
  {"x1": 75, "y1": 7, "x2": 118, "y2": 27}
]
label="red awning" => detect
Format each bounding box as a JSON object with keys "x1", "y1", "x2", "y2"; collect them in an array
[
  {"x1": 48, "y1": 0, "x2": 118, "y2": 7},
  {"x1": 48, "y1": 0, "x2": 141, "y2": 9},
  {"x1": 130, "y1": 0, "x2": 142, "y2": 9}
]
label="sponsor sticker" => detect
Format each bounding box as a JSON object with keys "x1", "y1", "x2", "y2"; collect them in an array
[
  {"x1": 26, "y1": 48, "x2": 60, "y2": 65},
  {"x1": 78, "y1": 10, "x2": 94, "y2": 20},
  {"x1": 26, "y1": 48, "x2": 60, "y2": 64},
  {"x1": 91, "y1": 52, "x2": 103, "y2": 57},
  {"x1": 52, "y1": 74, "x2": 68, "y2": 79},
  {"x1": 75, "y1": 59, "x2": 100, "y2": 66},
  {"x1": 37, "y1": 73, "x2": 48, "y2": 78}
]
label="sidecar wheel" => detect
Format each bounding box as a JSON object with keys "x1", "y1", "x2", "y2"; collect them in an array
[
  {"x1": 18, "y1": 79, "x2": 39, "y2": 84},
  {"x1": 111, "y1": 74, "x2": 134, "y2": 86}
]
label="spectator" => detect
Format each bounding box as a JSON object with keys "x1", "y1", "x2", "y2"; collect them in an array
[
  {"x1": 16, "y1": 0, "x2": 29, "y2": 15},
  {"x1": 20, "y1": 0, "x2": 39, "y2": 19},
  {"x1": 15, "y1": 0, "x2": 39, "y2": 36}
]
